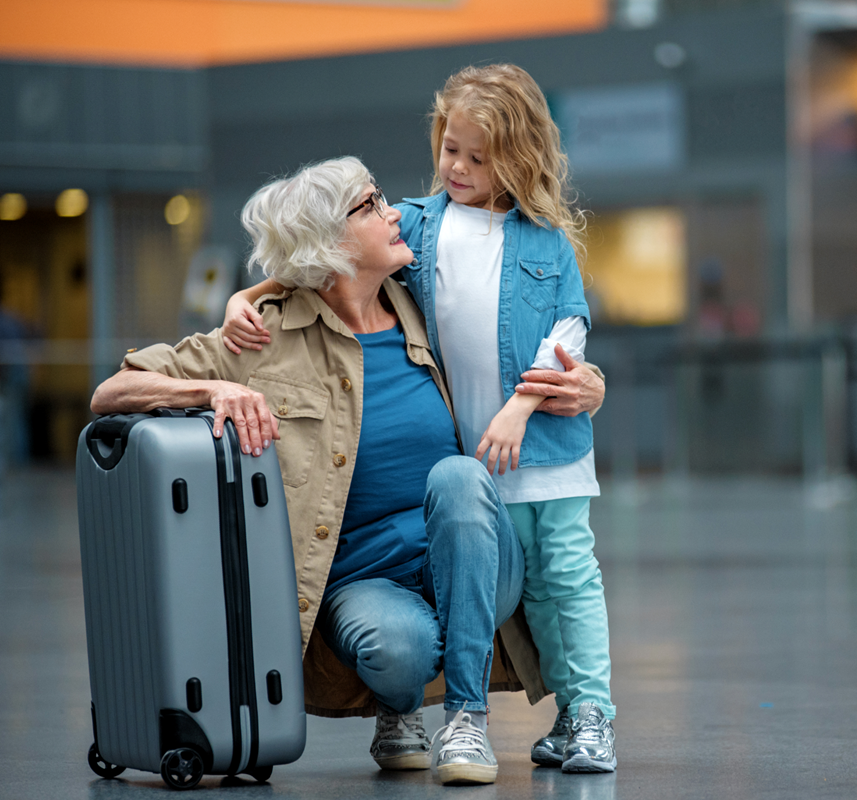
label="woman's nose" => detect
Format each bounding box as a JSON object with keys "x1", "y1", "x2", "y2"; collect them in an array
[{"x1": 387, "y1": 204, "x2": 402, "y2": 222}]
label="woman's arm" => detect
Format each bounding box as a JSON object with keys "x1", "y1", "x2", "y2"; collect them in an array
[
  {"x1": 91, "y1": 367, "x2": 279, "y2": 455},
  {"x1": 222, "y1": 278, "x2": 284, "y2": 354}
]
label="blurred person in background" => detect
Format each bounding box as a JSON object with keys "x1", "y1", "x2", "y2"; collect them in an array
[{"x1": 0, "y1": 283, "x2": 32, "y2": 468}]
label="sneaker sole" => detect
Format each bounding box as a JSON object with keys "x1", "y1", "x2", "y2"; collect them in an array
[
  {"x1": 437, "y1": 763, "x2": 499, "y2": 785},
  {"x1": 531, "y1": 746, "x2": 563, "y2": 767},
  {"x1": 561, "y1": 754, "x2": 617, "y2": 773},
  {"x1": 373, "y1": 752, "x2": 431, "y2": 770}
]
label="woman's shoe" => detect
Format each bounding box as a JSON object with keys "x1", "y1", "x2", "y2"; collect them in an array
[
  {"x1": 369, "y1": 708, "x2": 431, "y2": 769},
  {"x1": 431, "y1": 710, "x2": 498, "y2": 785}
]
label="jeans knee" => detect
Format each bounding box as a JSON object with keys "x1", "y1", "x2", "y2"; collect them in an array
[
  {"x1": 427, "y1": 456, "x2": 492, "y2": 498},
  {"x1": 354, "y1": 614, "x2": 439, "y2": 691}
]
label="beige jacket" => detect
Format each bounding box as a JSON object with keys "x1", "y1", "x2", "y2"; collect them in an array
[{"x1": 123, "y1": 278, "x2": 548, "y2": 717}]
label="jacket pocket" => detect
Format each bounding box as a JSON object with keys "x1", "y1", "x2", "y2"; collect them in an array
[
  {"x1": 247, "y1": 372, "x2": 330, "y2": 488},
  {"x1": 520, "y1": 259, "x2": 559, "y2": 312}
]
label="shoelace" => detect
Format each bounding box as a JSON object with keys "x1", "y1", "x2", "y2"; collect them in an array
[
  {"x1": 375, "y1": 712, "x2": 428, "y2": 748},
  {"x1": 572, "y1": 704, "x2": 608, "y2": 743},
  {"x1": 430, "y1": 710, "x2": 489, "y2": 759}
]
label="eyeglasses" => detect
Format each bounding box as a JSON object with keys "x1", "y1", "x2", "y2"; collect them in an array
[{"x1": 346, "y1": 187, "x2": 388, "y2": 220}]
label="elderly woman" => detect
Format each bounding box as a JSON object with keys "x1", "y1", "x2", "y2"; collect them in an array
[{"x1": 91, "y1": 157, "x2": 603, "y2": 786}]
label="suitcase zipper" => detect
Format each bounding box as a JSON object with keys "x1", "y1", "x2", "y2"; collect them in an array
[{"x1": 206, "y1": 418, "x2": 261, "y2": 776}]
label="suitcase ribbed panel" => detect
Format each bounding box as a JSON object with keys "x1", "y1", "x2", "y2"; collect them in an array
[
  {"x1": 79, "y1": 419, "x2": 235, "y2": 773},
  {"x1": 78, "y1": 433, "x2": 161, "y2": 772}
]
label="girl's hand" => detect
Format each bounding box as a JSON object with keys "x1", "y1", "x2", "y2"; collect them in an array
[
  {"x1": 475, "y1": 392, "x2": 543, "y2": 474},
  {"x1": 223, "y1": 296, "x2": 271, "y2": 355},
  {"x1": 475, "y1": 405, "x2": 529, "y2": 475}
]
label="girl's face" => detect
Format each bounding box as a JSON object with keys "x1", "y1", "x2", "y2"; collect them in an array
[{"x1": 439, "y1": 111, "x2": 510, "y2": 212}]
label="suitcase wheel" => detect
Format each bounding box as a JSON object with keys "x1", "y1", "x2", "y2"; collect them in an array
[
  {"x1": 246, "y1": 765, "x2": 273, "y2": 783},
  {"x1": 87, "y1": 743, "x2": 126, "y2": 780},
  {"x1": 160, "y1": 747, "x2": 205, "y2": 790}
]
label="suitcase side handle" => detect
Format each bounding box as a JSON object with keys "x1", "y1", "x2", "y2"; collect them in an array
[
  {"x1": 86, "y1": 414, "x2": 150, "y2": 470},
  {"x1": 85, "y1": 408, "x2": 212, "y2": 469}
]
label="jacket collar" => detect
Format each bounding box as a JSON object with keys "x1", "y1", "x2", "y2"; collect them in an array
[{"x1": 273, "y1": 281, "x2": 430, "y2": 350}]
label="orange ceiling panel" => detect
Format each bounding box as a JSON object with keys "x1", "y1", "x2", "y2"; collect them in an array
[{"x1": 0, "y1": 0, "x2": 607, "y2": 67}]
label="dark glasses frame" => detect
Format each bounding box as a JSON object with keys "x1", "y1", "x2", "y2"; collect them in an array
[{"x1": 346, "y1": 187, "x2": 387, "y2": 219}]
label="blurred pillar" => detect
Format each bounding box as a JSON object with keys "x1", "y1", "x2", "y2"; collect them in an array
[
  {"x1": 610, "y1": 342, "x2": 637, "y2": 481},
  {"x1": 786, "y1": 10, "x2": 813, "y2": 333},
  {"x1": 802, "y1": 341, "x2": 848, "y2": 481},
  {"x1": 87, "y1": 193, "x2": 115, "y2": 396}
]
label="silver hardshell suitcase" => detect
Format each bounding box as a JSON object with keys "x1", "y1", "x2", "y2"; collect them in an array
[{"x1": 76, "y1": 409, "x2": 305, "y2": 790}]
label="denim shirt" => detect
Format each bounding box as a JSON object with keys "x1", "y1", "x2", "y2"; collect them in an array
[{"x1": 397, "y1": 191, "x2": 594, "y2": 469}]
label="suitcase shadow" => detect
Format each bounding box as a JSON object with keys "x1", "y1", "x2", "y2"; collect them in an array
[{"x1": 87, "y1": 775, "x2": 277, "y2": 795}]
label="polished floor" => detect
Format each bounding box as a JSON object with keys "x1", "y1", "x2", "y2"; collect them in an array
[{"x1": 1, "y1": 468, "x2": 856, "y2": 800}]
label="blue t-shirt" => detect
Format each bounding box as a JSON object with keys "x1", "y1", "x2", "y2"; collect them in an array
[{"x1": 325, "y1": 321, "x2": 461, "y2": 597}]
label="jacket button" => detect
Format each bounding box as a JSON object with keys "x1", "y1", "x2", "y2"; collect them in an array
[
  {"x1": 277, "y1": 404, "x2": 288, "y2": 416},
  {"x1": 333, "y1": 453, "x2": 347, "y2": 467},
  {"x1": 536, "y1": 268, "x2": 544, "y2": 276},
  {"x1": 341, "y1": 378, "x2": 352, "y2": 392},
  {"x1": 315, "y1": 525, "x2": 329, "y2": 539},
  {"x1": 298, "y1": 598, "x2": 309, "y2": 612}
]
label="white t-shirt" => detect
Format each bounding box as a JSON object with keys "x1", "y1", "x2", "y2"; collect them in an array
[{"x1": 434, "y1": 201, "x2": 599, "y2": 503}]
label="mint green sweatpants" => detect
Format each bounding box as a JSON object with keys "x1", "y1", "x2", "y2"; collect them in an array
[{"x1": 506, "y1": 496, "x2": 615, "y2": 719}]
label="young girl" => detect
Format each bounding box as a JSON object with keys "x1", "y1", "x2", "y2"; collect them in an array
[{"x1": 222, "y1": 63, "x2": 616, "y2": 774}]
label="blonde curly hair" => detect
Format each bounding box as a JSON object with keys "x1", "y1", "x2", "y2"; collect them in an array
[{"x1": 430, "y1": 63, "x2": 586, "y2": 260}]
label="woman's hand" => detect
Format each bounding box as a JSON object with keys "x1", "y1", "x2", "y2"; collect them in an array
[
  {"x1": 222, "y1": 295, "x2": 271, "y2": 355},
  {"x1": 515, "y1": 345, "x2": 605, "y2": 417},
  {"x1": 208, "y1": 380, "x2": 280, "y2": 456},
  {"x1": 475, "y1": 393, "x2": 542, "y2": 475}
]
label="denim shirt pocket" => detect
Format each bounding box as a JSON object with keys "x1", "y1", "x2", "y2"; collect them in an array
[{"x1": 520, "y1": 259, "x2": 560, "y2": 312}]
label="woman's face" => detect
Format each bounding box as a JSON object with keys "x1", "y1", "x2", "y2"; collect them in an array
[{"x1": 345, "y1": 184, "x2": 414, "y2": 277}]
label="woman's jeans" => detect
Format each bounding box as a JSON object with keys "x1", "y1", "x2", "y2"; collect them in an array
[{"x1": 316, "y1": 456, "x2": 525, "y2": 714}]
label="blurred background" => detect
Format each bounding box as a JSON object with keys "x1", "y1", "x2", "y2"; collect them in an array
[{"x1": 1, "y1": 0, "x2": 857, "y2": 481}]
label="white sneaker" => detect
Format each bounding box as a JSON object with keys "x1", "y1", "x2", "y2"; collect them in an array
[
  {"x1": 369, "y1": 708, "x2": 431, "y2": 770},
  {"x1": 431, "y1": 710, "x2": 498, "y2": 785}
]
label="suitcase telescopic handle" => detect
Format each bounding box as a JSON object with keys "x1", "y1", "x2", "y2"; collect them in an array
[{"x1": 85, "y1": 408, "x2": 211, "y2": 469}]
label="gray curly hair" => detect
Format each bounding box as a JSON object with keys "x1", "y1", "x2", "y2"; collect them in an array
[{"x1": 241, "y1": 156, "x2": 372, "y2": 290}]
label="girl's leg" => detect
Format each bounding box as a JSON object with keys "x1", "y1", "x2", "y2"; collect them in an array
[
  {"x1": 505, "y1": 501, "x2": 572, "y2": 712},
  {"x1": 534, "y1": 497, "x2": 614, "y2": 719}
]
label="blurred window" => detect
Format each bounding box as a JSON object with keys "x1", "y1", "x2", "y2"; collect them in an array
[{"x1": 584, "y1": 207, "x2": 686, "y2": 326}]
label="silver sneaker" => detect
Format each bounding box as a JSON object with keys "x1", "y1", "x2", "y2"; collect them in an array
[
  {"x1": 562, "y1": 702, "x2": 617, "y2": 773},
  {"x1": 370, "y1": 708, "x2": 431, "y2": 770},
  {"x1": 531, "y1": 707, "x2": 570, "y2": 767},
  {"x1": 431, "y1": 710, "x2": 498, "y2": 785}
]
